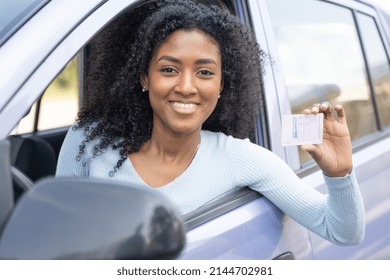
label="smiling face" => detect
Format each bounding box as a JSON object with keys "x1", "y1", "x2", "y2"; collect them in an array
[{"x1": 141, "y1": 29, "x2": 223, "y2": 137}]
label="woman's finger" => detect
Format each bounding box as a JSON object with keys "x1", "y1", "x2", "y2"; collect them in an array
[
  {"x1": 319, "y1": 102, "x2": 336, "y2": 121},
  {"x1": 334, "y1": 104, "x2": 347, "y2": 124},
  {"x1": 310, "y1": 103, "x2": 321, "y2": 114}
]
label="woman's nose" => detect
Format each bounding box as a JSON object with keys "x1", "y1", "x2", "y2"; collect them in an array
[{"x1": 175, "y1": 71, "x2": 197, "y2": 95}]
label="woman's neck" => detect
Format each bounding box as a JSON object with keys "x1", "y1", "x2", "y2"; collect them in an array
[
  {"x1": 128, "y1": 127, "x2": 201, "y2": 187},
  {"x1": 146, "y1": 127, "x2": 201, "y2": 163}
]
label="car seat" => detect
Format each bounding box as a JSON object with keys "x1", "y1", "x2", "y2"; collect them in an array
[{"x1": 9, "y1": 135, "x2": 57, "y2": 182}]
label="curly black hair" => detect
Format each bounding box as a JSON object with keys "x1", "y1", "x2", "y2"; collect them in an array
[{"x1": 76, "y1": 0, "x2": 265, "y2": 175}]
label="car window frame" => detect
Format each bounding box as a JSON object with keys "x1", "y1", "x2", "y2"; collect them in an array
[
  {"x1": 355, "y1": 11, "x2": 390, "y2": 130},
  {"x1": 13, "y1": 55, "x2": 83, "y2": 135}
]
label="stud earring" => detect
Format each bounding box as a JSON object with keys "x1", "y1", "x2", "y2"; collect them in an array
[
  {"x1": 142, "y1": 87, "x2": 147, "y2": 92},
  {"x1": 218, "y1": 95, "x2": 221, "y2": 99}
]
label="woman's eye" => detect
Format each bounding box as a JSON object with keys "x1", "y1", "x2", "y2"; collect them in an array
[
  {"x1": 161, "y1": 67, "x2": 176, "y2": 73},
  {"x1": 198, "y1": 69, "x2": 214, "y2": 76}
]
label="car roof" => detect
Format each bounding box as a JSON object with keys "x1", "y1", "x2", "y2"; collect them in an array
[{"x1": 0, "y1": 0, "x2": 49, "y2": 47}]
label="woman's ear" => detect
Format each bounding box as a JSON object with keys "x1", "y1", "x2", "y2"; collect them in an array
[
  {"x1": 219, "y1": 79, "x2": 224, "y2": 94},
  {"x1": 140, "y1": 74, "x2": 149, "y2": 91}
]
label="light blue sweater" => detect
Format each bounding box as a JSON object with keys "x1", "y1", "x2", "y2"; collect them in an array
[{"x1": 56, "y1": 127, "x2": 365, "y2": 245}]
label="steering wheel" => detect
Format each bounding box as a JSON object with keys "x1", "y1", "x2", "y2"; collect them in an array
[{"x1": 10, "y1": 166, "x2": 33, "y2": 201}]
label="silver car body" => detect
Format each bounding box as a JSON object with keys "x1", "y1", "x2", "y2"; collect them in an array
[{"x1": 0, "y1": 0, "x2": 389, "y2": 259}]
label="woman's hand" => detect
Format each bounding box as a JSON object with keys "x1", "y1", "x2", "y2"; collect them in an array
[{"x1": 300, "y1": 103, "x2": 353, "y2": 177}]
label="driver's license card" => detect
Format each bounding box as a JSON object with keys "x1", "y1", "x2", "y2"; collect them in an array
[{"x1": 281, "y1": 114, "x2": 323, "y2": 146}]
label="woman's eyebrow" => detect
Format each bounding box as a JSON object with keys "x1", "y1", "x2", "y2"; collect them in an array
[
  {"x1": 195, "y1": 58, "x2": 217, "y2": 65},
  {"x1": 157, "y1": 55, "x2": 217, "y2": 65},
  {"x1": 157, "y1": 55, "x2": 181, "y2": 64}
]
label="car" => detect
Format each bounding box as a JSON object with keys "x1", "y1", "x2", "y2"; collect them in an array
[{"x1": 0, "y1": 0, "x2": 390, "y2": 259}]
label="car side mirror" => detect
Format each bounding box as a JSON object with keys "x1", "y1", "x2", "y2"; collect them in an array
[{"x1": 0, "y1": 177, "x2": 185, "y2": 259}]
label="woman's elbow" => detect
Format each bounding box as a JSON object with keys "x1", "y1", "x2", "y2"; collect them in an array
[{"x1": 330, "y1": 220, "x2": 366, "y2": 246}]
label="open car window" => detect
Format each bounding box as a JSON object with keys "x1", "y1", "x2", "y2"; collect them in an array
[{"x1": 10, "y1": 56, "x2": 80, "y2": 135}]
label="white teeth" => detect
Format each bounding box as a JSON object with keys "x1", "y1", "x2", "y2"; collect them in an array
[
  {"x1": 170, "y1": 102, "x2": 198, "y2": 114},
  {"x1": 171, "y1": 102, "x2": 197, "y2": 109}
]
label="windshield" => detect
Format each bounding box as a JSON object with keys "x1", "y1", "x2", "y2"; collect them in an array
[{"x1": 0, "y1": 0, "x2": 49, "y2": 46}]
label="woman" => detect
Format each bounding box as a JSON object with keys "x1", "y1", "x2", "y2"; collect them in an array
[{"x1": 57, "y1": 0, "x2": 364, "y2": 245}]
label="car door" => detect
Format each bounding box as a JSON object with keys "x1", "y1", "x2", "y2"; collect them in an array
[{"x1": 261, "y1": 0, "x2": 390, "y2": 259}]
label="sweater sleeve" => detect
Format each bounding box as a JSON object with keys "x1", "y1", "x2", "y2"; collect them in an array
[
  {"x1": 230, "y1": 138, "x2": 365, "y2": 246},
  {"x1": 56, "y1": 126, "x2": 89, "y2": 177}
]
